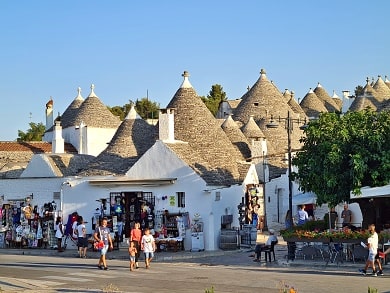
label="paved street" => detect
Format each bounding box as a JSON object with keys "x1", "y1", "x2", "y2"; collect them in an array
[{"x1": 0, "y1": 244, "x2": 389, "y2": 293}]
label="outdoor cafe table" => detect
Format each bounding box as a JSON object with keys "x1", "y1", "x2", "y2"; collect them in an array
[{"x1": 283, "y1": 237, "x2": 364, "y2": 264}]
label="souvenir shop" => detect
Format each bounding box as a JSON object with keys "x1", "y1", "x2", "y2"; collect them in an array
[
  {"x1": 105, "y1": 191, "x2": 188, "y2": 250},
  {"x1": 0, "y1": 196, "x2": 59, "y2": 249}
]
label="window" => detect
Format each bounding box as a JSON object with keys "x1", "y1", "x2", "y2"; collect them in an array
[
  {"x1": 215, "y1": 191, "x2": 221, "y2": 201},
  {"x1": 177, "y1": 192, "x2": 185, "y2": 208}
]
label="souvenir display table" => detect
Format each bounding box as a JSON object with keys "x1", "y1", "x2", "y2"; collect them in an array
[{"x1": 155, "y1": 237, "x2": 184, "y2": 252}]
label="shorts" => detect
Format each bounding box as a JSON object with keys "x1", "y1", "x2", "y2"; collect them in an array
[
  {"x1": 100, "y1": 245, "x2": 109, "y2": 255},
  {"x1": 78, "y1": 237, "x2": 89, "y2": 248},
  {"x1": 368, "y1": 251, "x2": 376, "y2": 262},
  {"x1": 129, "y1": 256, "x2": 135, "y2": 262},
  {"x1": 144, "y1": 251, "x2": 154, "y2": 259}
]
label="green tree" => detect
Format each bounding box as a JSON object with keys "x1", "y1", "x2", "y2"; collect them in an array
[
  {"x1": 109, "y1": 105, "x2": 126, "y2": 121},
  {"x1": 292, "y1": 109, "x2": 390, "y2": 207},
  {"x1": 135, "y1": 98, "x2": 159, "y2": 120},
  {"x1": 17, "y1": 122, "x2": 46, "y2": 141},
  {"x1": 107, "y1": 98, "x2": 159, "y2": 121},
  {"x1": 354, "y1": 85, "x2": 364, "y2": 97},
  {"x1": 201, "y1": 84, "x2": 227, "y2": 116}
]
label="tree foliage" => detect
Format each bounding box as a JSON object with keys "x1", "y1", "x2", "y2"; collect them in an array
[
  {"x1": 292, "y1": 109, "x2": 390, "y2": 207},
  {"x1": 107, "y1": 98, "x2": 160, "y2": 121},
  {"x1": 201, "y1": 84, "x2": 227, "y2": 116},
  {"x1": 134, "y1": 98, "x2": 159, "y2": 120},
  {"x1": 17, "y1": 122, "x2": 46, "y2": 141}
]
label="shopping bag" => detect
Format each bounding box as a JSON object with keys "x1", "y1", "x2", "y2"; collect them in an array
[{"x1": 94, "y1": 241, "x2": 104, "y2": 251}]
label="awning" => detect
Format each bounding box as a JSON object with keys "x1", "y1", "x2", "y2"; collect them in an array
[
  {"x1": 292, "y1": 192, "x2": 316, "y2": 205},
  {"x1": 350, "y1": 185, "x2": 390, "y2": 199}
]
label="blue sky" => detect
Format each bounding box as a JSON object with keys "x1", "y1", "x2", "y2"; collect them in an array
[{"x1": 0, "y1": 1, "x2": 389, "y2": 141}]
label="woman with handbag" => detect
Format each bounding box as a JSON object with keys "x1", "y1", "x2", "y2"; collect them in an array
[{"x1": 94, "y1": 217, "x2": 113, "y2": 270}]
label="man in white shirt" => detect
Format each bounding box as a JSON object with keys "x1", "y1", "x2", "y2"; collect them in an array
[
  {"x1": 253, "y1": 229, "x2": 278, "y2": 262},
  {"x1": 359, "y1": 224, "x2": 379, "y2": 276}
]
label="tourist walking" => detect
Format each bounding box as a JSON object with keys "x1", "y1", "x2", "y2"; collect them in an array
[
  {"x1": 76, "y1": 216, "x2": 88, "y2": 258},
  {"x1": 94, "y1": 217, "x2": 113, "y2": 270},
  {"x1": 130, "y1": 222, "x2": 142, "y2": 269},
  {"x1": 128, "y1": 241, "x2": 138, "y2": 271},
  {"x1": 359, "y1": 224, "x2": 379, "y2": 276},
  {"x1": 141, "y1": 228, "x2": 156, "y2": 269}
]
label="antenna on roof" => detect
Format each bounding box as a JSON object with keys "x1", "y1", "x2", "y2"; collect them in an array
[{"x1": 29, "y1": 112, "x2": 32, "y2": 120}]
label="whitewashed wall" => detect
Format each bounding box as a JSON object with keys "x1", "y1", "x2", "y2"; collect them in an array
[{"x1": 0, "y1": 178, "x2": 64, "y2": 214}]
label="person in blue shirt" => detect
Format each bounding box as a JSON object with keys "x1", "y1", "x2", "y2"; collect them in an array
[{"x1": 297, "y1": 205, "x2": 309, "y2": 226}]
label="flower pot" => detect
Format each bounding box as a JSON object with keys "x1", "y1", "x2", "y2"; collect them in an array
[
  {"x1": 282, "y1": 236, "x2": 304, "y2": 242},
  {"x1": 312, "y1": 237, "x2": 330, "y2": 243},
  {"x1": 331, "y1": 238, "x2": 363, "y2": 244}
]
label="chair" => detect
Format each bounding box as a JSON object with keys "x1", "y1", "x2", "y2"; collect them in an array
[
  {"x1": 329, "y1": 243, "x2": 345, "y2": 264},
  {"x1": 352, "y1": 245, "x2": 368, "y2": 263},
  {"x1": 301, "y1": 244, "x2": 318, "y2": 260},
  {"x1": 261, "y1": 240, "x2": 278, "y2": 262}
]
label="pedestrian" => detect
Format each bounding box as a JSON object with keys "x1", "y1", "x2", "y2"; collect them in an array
[
  {"x1": 359, "y1": 224, "x2": 379, "y2": 276},
  {"x1": 375, "y1": 249, "x2": 384, "y2": 276},
  {"x1": 141, "y1": 227, "x2": 156, "y2": 269},
  {"x1": 76, "y1": 216, "x2": 88, "y2": 258},
  {"x1": 341, "y1": 204, "x2": 352, "y2": 228},
  {"x1": 130, "y1": 222, "x2": 142, "y2": 269},
  {"x1": 128, "y1": 241, "x2": 138, "y2": 271},
  {"x1": 71, "y1": 212, "x2": 79, "y2": 239},
  {"x1": 55, "y1": 216, "x2": 64, "y2": 252},
  {"x1": 324, "y1": 207, "x2": 338, "y2": 229},
  {"x1": 285, "y1": 210, "x2": 293, "y2": 229},
  {"x1": 297, "y1": 205, "x2": 309, "y2": 226},
  {"x1": 94, "y1": 217, "x2": 113, "y2": 270}
]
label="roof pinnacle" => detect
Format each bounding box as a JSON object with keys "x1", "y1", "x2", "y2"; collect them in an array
[{"x1": 180, "y1": 71, "x2": 192, "y2": 88}]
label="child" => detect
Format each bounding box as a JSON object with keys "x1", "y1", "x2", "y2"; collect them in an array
[
  {"x1": 141, "y1": 228, "x2": 156, "y2": 269},
  {"x1": 128, "y1": 241, "x2": 138, "y2": 271}
]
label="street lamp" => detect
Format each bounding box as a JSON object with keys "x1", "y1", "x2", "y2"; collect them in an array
[
  {"x1": 262, "y1": 151, "x2": 268, "y2": 231},
  {"x1": 266, "y1": 111, "x2": 307, "y2": 229}
]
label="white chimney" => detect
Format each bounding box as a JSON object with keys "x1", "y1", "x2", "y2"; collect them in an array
[
  {"x1": 159, "y1": 108, "x2": 175, "y2": 142},
  {"x1": 52, "y1": 120, "x2": 65, "y2": 153},
  {"x1": 45, "y1": 98, "x2": 54, "y2": 130}
]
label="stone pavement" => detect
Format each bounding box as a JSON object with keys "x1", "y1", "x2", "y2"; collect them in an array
[{"x1": 1, "y1": 235, "x2": 385, "y2": 272}]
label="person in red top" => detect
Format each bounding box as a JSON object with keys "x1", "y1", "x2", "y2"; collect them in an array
[{"x1": 130, "y1": 222, "x2": 142, "y2": 269}]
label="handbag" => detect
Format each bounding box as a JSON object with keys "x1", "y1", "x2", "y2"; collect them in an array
[
  {"x1": 94, "y1": 240, "x2": 104, "y2": 250},
  {"x1": 94, "y1": 227, "x2": 104, "y2": 251}
]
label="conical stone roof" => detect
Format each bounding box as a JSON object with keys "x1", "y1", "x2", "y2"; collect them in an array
[
  {"x1": 241, "y1": 115, "x2": 265, "y2": 139},
  {"x1": 331, "y1": 90, "x2": 343, "y2": 110},
  {"x1": 384, "y1": 76, "x2": 390, "y2": 89},
  {"x1": 349, "y1": 95, "x2": 377, "y2": 112},
  {"x1": 166, "y1": 71, "x2": 244, "y2": 185},
  {"x1": 79, "y1": 105, "x2": 157, "y2": 176},
  {"x1": 300, "y1": 89, "x2": 328, "y2": 118},
  {"x1": 71, "y1": 84, "x2": 120, "y2": 128},
  {"x1": 288, "y1": 91, "x2": 306, "y2": 117},
  {"x1": 60, "y1": 87, "x2": 84, "y2": 129},
  {"x1": 232, "y1": 69, "x2": 305, "y2": 156},
  {"x1": 313, "y1": 83, "x2": 341, "y2": 112},
  {"x1": 373, "y1": 75, "x2": 390, "y2": 99},
  {"x1": 221, "y1": 115, "x2": 252, "y2": 160}
]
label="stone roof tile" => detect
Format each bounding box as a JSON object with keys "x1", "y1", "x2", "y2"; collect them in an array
[{"x1": 299, "y1": 89, "x2": 328, "y2": 118}]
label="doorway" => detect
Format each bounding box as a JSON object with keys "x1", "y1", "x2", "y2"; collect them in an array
[{"x1": 109, "y1": 191, "x2": 155, "y2": 238}]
